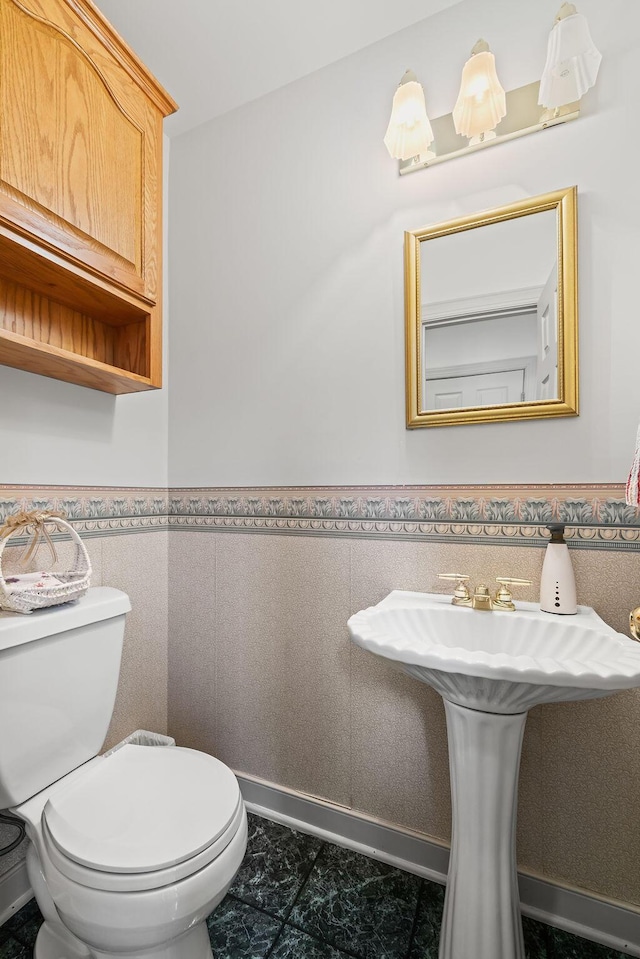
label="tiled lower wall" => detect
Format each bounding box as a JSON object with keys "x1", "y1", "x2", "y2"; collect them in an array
[
  {"x1": 168, "y1": 529, "x2": 640, "y2": 911},
  {"x1": 0, "y1": 486, "x2": 169, "y2": 751},
  {"x1": 2, "y1": 484, "x2": 640, "y2": 909}
]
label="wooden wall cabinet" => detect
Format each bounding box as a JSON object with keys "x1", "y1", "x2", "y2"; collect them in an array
[{"x1": 0, "y1": 0, "x2": 177, "y2": 393}]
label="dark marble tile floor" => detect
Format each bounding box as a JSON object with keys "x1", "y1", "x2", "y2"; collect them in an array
[{"x1": 0, "y1": 814, "x2": 633, "y2": 958}]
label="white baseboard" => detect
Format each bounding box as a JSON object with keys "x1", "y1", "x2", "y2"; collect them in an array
[
  {"x1": 0, "y1": 858, "x2": 32, "y2": 926},
  {"x1": 237, "y1": 773, "x2": 640, "y2": 958}
]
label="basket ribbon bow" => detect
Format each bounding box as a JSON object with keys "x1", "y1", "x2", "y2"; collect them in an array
[{"x1": 0, "y1": 510, "x2": 67, "y2": 566}]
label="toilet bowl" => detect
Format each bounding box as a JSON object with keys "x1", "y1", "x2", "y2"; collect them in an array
[
  {"x1": 0, "y1": 588, "x2": 248, "y2": 959},
  {"x1": 16, "y1": 744, "x2": 248, "y2": 959}
]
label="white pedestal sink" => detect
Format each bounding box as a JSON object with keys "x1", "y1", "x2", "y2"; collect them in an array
[{"x1": 348, "y1": 591, "x2": 640, "y2": 959}]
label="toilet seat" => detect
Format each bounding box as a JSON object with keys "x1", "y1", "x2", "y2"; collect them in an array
[{"x1": 41, "y1": 745, "x2": 243, "y2": 892}]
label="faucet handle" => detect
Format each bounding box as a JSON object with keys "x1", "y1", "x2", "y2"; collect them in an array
[
  {"x1": 438, "y1": 573, "x2": 472, "y2": 607},
  {"x1": 494, "y1": 577, "x2": 533, "y2": 611}
]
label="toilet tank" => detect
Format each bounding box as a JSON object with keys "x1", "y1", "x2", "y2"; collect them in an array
[{"x1": 0, "y1": 587, "x2": 131, "y2": 808}]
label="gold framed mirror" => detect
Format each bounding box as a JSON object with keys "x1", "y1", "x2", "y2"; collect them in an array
[{"x1": 404, "y1": 186, "x2": 578, "y2": 428}]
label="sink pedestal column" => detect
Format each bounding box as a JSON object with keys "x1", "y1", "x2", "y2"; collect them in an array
[{"x1": 440, "y1": 700, "x2": 527, "y2": 959}]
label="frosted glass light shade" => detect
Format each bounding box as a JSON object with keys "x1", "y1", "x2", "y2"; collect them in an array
[
  {"x1": 539, "y1": 12, "x2": 602, "y2": 108},
  {"x1": 384, "y1": 70, "x2": 434, "y2": 160},
  {"x1": 453, "y1": 46, "x2": 506, "y2": 140}
]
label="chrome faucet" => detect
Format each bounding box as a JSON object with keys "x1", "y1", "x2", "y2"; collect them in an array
[{"x1": 438, "y1": 574, "x2": 532, "y2": 611}]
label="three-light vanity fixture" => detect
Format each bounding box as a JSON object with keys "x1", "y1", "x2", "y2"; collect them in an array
[{"x1": 385, "y1": 2, "x2": 601, "y2": 173}]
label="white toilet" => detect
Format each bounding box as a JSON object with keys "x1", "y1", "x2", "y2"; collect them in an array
[{"x1": 0, "y1": 586, "x2": 248, "y2": 959}]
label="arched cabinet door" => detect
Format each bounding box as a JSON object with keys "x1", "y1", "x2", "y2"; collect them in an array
[{"x1": 0, "y1": 0, "x2": 177, "y2": 393}]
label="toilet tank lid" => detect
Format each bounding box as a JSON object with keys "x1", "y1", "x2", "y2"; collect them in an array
[{"x1": 0, "y1": 587, "x2": 131, "y2": 651}]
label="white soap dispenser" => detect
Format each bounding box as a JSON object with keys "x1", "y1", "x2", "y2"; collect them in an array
[{"x1": 540, "y1": 523, "x2": 577, "y2": 615}]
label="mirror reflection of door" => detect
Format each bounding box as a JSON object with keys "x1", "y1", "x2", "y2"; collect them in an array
[
  {"x1": 420, "y1": 210, "x2": 558, "y2": 413},
  {"x1": 426, "y1": 363, "x2": 533, "y2": 409}
]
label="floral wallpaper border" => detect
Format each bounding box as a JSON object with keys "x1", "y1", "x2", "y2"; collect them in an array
[
  {"x1": 0, "y1": 486, "x2": 169, "y2": 537},
  {"x1": 1, "y1": 484, "x2": 639, "y2": 550}
]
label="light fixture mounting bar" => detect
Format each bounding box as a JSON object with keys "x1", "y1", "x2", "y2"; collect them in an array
[{"x1": 399, "y1": 81, "x2": 579, "y2": 176}]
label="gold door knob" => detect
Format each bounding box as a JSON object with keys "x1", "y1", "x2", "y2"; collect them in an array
[{"x1": 630, "y1": 607, "x2": 640, "y2": 642}]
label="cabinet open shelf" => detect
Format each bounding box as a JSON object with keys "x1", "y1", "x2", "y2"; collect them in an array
[
  {"x1": 0, "y1": 264, "x2": 158, "y2": 394},
  {"x1": 0, "y1": 324, "x2": 156, "y2": 394}
]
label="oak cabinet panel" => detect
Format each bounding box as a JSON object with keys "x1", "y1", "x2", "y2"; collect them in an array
[{"x1": 0, "y1": 0, "x2": 176, "y2": 392}]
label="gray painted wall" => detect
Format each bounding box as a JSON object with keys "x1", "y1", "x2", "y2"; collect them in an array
[
  {"x1": 167, "y1": 0, "x2": 640, "y2": 487},
  {"x1": 0, "y1": 137, "x2": 172, "y2": 488}
]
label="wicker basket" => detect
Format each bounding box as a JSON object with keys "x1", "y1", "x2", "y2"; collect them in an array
[{"x1": 0, "y1": 512, "x2": 91, "y2": 614}]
